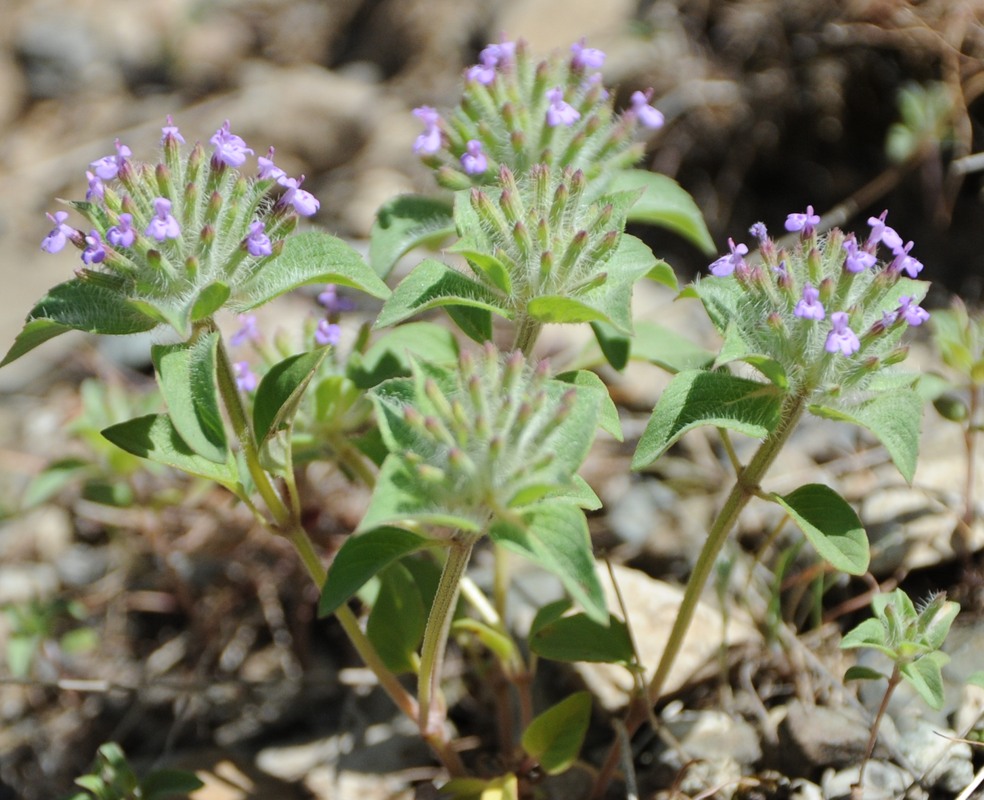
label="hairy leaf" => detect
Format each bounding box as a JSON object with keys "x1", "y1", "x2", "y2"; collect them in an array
[{"x1": 772, "y1": 484, "x2": 869, "y2": 575}]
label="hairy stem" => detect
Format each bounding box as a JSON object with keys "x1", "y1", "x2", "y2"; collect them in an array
[
  {"x1": 855, "y1": 665, "x2": 902, "y2": 796},
  {"x1": 591, "y1": 393, "x2": 808, "y2": 798}
]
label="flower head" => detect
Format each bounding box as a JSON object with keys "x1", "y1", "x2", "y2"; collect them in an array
[
  {"x1": 785, "y1": 205, "x2": 820, "y2": 236},
  {"x1": 570, "y1": 38, "x2": 605, "y2": 70},
  {"x1": 630, "y1": 90, "x2": 664, "y2": 130},
  {"x1": 145, "y1": 197, "x2": 181, "y2": 241},
  {"x1": 413, "y1": 106, "x2": 443, "y2": 155},
  {"x1": 794, "y1": 283, "x2": 825, "y2": 320},
  {"x1": 825, "y1": 311, "x2": 860, "y2": 356},
  {"x1": 842, "y1": 234, "x2": 876, "y2": 273},
  {"x1": 460, "y1": 140, "x2": 488, "y2": 175},
  {"x1": 897, "y1": 295, "x2": 930, "y2": 326},
  {"x1": 546, "y1": 87, "x2": 580, "y2": 127},
  {"x1": 709, "y1": 238, "x2": 749, "y2": 277},
  {"x1": 245, "y1": 220, "x2": 272, "y2": 257},
  {"x1": 210, "y1": 120, "x2": 254, "y2": 168},
  {"x1": 315, "y1": 319, "x2": 341, "y2": 347},
  {"x1": 106, "y1": 213, "x2": 136, "y2": 248},
  {"x1": 41, "y1": 211, "x2": 76, "y2": 253},
  {"x1": 277, "y1": 175, "x2": 319, "y2": 216},
  {"x1": 234, "y1": 361, "x2": 258, "y2": 392},
  {"x1": 82, "y1": 230, "x2": 106, "y2": 265}
]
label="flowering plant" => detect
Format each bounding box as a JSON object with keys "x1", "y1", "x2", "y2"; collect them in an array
[{"x1": 2, "y1": 35, "x2": 955, "y2": 800}]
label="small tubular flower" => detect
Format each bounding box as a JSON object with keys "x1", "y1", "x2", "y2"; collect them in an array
[
  {"x1": 145, "y1": 197, "x2": 181, "y2": 241},
  {"x1": 245, "y1": 220, "x2": 272, "y2": 257},
  {"x1": 785, "y1": 205, "x2": 820, "y2": 236},
  {"x1": 545, "y1": 87, "x2": 580, "y2": 127},
  {"x1": 413, "y1": 106, "x2": 443, "y2": 155},
  {"x1": 630, "y1": 90, "x2": 665, "y2": 130},
  {"x1": 41, "y1": 211, "x2": 76, "y2": 253},
  {"x1": 315, "y1": 319, "x2": 341, "y2": 346},
  {"x1": 825, "y1": 311, "x2": 860, "y2": 356},
  {"x1": 210, "y1": 120, "x2": 254, "y2": 168},
  {"x1": 230, "y1": 314, "x2": 261, "y2": 347},
  {"x1": 107, "y1": 213, "x2": 136, "y2": 248},
  {"x1": 89, "y1": 139, "x2": 131, "y2": 181},
  {"x1": 570, "y1": 38, "x2": 605, "y2": 70},
  {"x1": 234, "y1": 361, "x2": 258, "y2": 392},
  {"x1": 82, "y1": 230, "x2": 106, "y2": 265},
  {"x1": 842, "y1": 235, "x2": 876, "y2": 273},
  {"x1": 257, "y1": 147, "x2": 286, "y2": 181},
  {"x1": 460, "y1": 140, "x2": 488, "y2": 175},
  {"x1": 278, "y1": 175, "x2": 320, "y2": 216},
  {"x1": 794, "y1": 283, "x2": 825, "y2": 320},
  {"x1": 889, "y1": 241, "x2": 923, "y2": 278},
  {"x1": 897, "y1": 296, "x2": 930, "y2": 326},
  {"x1": 709, "y1": 238, "x2": 748, "y2": 277}
]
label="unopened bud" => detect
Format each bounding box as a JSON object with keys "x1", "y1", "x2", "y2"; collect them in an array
[
  {"x1": 559, "y1": 229, "x2": 589, "y2": 274},
  {"x1": 416, "y1": 464, "x2": 446, "y2": 483},
  {"x1": 204, "y1": 190, "x2": 223, "y2": 226}
]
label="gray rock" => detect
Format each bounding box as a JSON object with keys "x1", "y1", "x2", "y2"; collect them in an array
[{"x1": 820, "y1": 761, "x2": 913, "y2": 800}]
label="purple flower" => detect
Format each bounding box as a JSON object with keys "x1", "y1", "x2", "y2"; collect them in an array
[
  {"x1": 794, "y1": 283, "x2": 825, "y2": 320},
  {"x1": 582, "y1": 71, "x2": 609, "y2": 100},
  {"x1": 630, "y1": 90, "x2": 665, "y2": 130},
  {"x1": 85, "y1": 171, "x2": 104, "y2": 202},
  {"x1": 897, "y1": 295, "x2": 930, "y2": 326},
  {"x1": 467, "y1": 40, "x2": 516, "y2": 84},
  {"x1": 257, "y1": 147, "x2": 286, "y2": 181},
  {"x1": 889, "y1": 240, "x2": 923, "y2": 277},
  {"x1": 107, "y1": 213, "x2": 136, "y2": 248},
  {"x1": 318, "y1": 284, "x2": 356, "y2": 313},
  {"x1": 546, "y1": 87, "x2": 580, "y2": 127},
  {"x1": 230, "y1": 314, "x2": 261, "y2": 347},
  {"x1": 865, "y1": 210, "x2": 902, "y2": 252},
  {"x1": 571, "y1": 38, "x2": 605, "y2": 70},
  {"x1": 825, "y1": 311, "x2": 860, "y2": 356},
  {"x1": 89, "y1": 139, "x2": 131, "y2": 181},
  {"x1": 145, "y1": 197, "x2": 181, "y2": 241},
  {"x1": 210, "y1": 120, "x2": 254, "y2": 168},
  {"x1": 709, "y1": 238, "x2": 748, "y2": 277},
  {"x1": 315, "y1": 319, "x2": 341, "y2": 347},
  {"x1": 460, "y1": 140, "x2": 488, "y2": 175},
  {"x1": 234, "y1": 361, "x2": 258, "y2": 392},
  {"x1": 749, "y1": 222, "x2": 768, "y2": 242},
  {"x1": 277, "y1": 175, "x2": 320, "y2": 216},
  {"x1": 161, "y1": 115, "x2": 185, "y2": 145},
  {"x1": 245, "y1": 220, "x2": 272, "y2": 257},
  {"x1": 41, "y1": 211, "x2": 75, "y2": 253},
  {"x1": 842, "y1": 235, "x2": 876, "y2": 273},
  {"x1": 82, "y1": 230, "x2": 106, "y2": 265},
  {"x1": 412, "y1": 106, "x2": 443, "y2": 155},
  {"x1": 784, "y1": 205, "x2": 820, "y2": 236}
]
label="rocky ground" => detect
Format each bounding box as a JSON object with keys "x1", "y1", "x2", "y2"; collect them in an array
[{"x1": 1, "y1": 1, "x2": 984, "y2": 798}]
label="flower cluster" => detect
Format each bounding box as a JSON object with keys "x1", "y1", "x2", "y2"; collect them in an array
[
  {"x1": 366, "y1": 345, "x2": 599, "y2": 530},
  {"x1": 39, "y1": 117, "x2": 320, "y2": 337},
  {"x1": 411, "y1": 37, "x2": 663, "y2": 193},
  {"x1": 702, "y1": 207, "x2": 930, "y2": 394}
]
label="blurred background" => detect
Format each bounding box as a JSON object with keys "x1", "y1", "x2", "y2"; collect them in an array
[{"x1": 2, "y1": 0, "x2": 984, "y2": 385}]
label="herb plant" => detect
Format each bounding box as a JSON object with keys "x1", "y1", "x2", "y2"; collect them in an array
[{"x1": 1, "y1": 35, "x2": 953, "y2": 799}]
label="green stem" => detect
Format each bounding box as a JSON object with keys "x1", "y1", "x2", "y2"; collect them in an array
[
  {"x1": 418, "y1": 536, "x2": 476, "y2": 738},
  {"x1": 856, "y1": 665, "x2": 902, "y2": 793},
  {"x1": 591, "y1": 393, "x2": 809, "y2": 799},
  {"x1": 511, "y1": 313, "x2": 542, "y2": 359},
  {"x1": 326, "y1": 431, "x2": 378, "y2": 489}
]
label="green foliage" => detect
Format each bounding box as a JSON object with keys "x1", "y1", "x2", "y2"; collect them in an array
[
  {"x1": 520, "y1": 691, "x2": 592, "y2": 774},
  {"x1": 369, "y1": 194, "x2": 455, "y2": 278},
  {"x1": 841, "y1": 588, "x2": 960, "y2": 710},
  {"x1": 885, "y1": 82, "x2": 954, "y2": 164},
  {"x1": 66, "y1": 742, "x2": 203, "y2": 800},
  {"x1": 4, "y1": 598, "x2": 97, "y2": 678}
]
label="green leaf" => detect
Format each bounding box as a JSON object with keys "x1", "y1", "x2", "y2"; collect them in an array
[
  {"x1": 490, "y1": 503, "x2": 607, "y2": 624},
  {"x1": 841, "y1": 618, "x2": 890, "y2": 651},
  {"x1": 22, "y1": 458, "x2": 93, "y2": 508},
  {"x1": 1, "y1": 278, "x2": 158, "y2": 367},
  {"x1": 809, "y1": 386, "x2": 922, "y2": 482},
  {"x1": 630, "y1": 321, "x2": 715, "y2": 373},
  {"x1": 374, "y1": 258, "x2": 506, "y2": 330},
  {"x1": 590, "y1": 321, "x2": 631, "y2": 371},
  {"x1": 238, "y1": 231, "x2": 390, "y2": 310},
  {"x1": 348, "y1": 322, "x2": 460, "y2": 389},
  {"x1": 190, "y1": 281, "x2": 231, "y2": 322},
  {"x1": 771, "y1": 484, "x2": 869, "y2": 575},
  {"x1": 555, "y1": 369, "x2": 623, "y2": 441},
  {"x1": 319, "y1": 526, "x2": 438, "y2": 616},
  {"x1": 901, "y1": 651, "x2": 950, "y2": 710},
  {"x1": 527, "y1": 295, "x2": 609, "y2": 325},
  {"x1": 152, "y1": 333, "x2": 228, "y2": 464},
  {"x1": 369, "y1": 194, "x2": 455, "y2": 278},
  {"x1": 529, "y1": 613, "x2": 634, "y2": 663},
  {"x1": 521, "y1": 692, "x2": 592, "y2": 775},
  {"x1": 140, "y1": 769, "x2": 205, "y2": 799},
  {"x1": 366, "y1": 562, "x2": 426, "y2": 675},
  {"x1": 252, "y1": 348, "x2": 330, "y2": 444},
  {"x1": 101, "y1": 414, "x2": 240, "y2": 490},
  {"x1": 440, "y1": 774, "x2": 519, "y2": 800},
  {"x1": 844, "y1": 665, "x2": 887, "y2": 682},
  {"x1": 445, "y1": 304, "x2": 494, "y2": 344},
  {"x1": 453, "y1": 247, "x2": 514, "y2": 295},
  {"x1": 632, "y1": 369, "x2": 783, "y2": 469},
  {"x1": 966, "y1": 670, "x2": 984, "y2": 689},
  {"x1": 611, "y1": 169, "x2": 715, "y2": 254}
]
